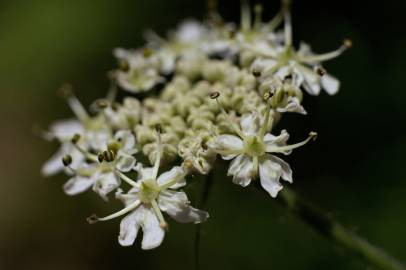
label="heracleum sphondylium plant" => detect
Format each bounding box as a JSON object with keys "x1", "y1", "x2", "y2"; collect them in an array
[{"x1": 42, "y1": 0, "x2": 351, "y2": 250}]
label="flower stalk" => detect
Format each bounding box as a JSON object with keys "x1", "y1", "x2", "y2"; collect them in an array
[{"x1": 275, "y1": 187, "x2": 406, "y2": 270}]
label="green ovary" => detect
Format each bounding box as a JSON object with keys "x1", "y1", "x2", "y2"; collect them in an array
[
  {"x1": 139, "y1": 179, "x2": 160, "y2": 203},
  {"x1": 244, "y1": 136, "x2": 266, "y2": 157}
]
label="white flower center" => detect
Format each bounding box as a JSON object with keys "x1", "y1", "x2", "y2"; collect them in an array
[
  {"x1": 243, "y1": 135, "x2": 266, "y2": 157},
  {"x1": 139, "y1": 179, "x2": 160, "y2": 203}
]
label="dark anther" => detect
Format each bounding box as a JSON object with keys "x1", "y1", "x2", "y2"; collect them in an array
[
  {"x1": 62, "y1": 155, "x2": 73, "y2": 167},
  {"x1": 210, "y1": 92, "x2": 220, "y2": 99}
]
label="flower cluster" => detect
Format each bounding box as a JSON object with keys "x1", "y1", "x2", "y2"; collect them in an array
[{"x1": 42, "y1": 0, "x2": 349, "y2": 250}]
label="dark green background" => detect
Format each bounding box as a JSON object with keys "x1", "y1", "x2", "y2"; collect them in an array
[{"x1": 1, "y1": 0, "x2": 405, "y2": 269}]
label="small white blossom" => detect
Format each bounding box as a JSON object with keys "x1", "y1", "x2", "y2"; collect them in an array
[
  {"x1": 88, "y1": 144, "x2": 208, "y2": 250},
  {"x1": 209, "y1": 109, "x2": 316, "y2": 197}
]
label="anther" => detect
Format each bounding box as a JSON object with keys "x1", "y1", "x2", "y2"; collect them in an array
[
  {"x1": 309, "y1": 131, "x2": 318, "y2": 141},
  {"x1": 155, "y1": 124, "x2": 162, "y2": 134},
  {"x1": 71, "y1": 134, "x2": 81, "y2": 144},
  {"x1": 343, "y1": 39, "x2": 353, "y2": 49},
  {"x1": 160, "y1": 222, "x2": 169, "y2": 231},
  {"x1": 103, "y1": 150, "x2": 116, "y2": 163},
  {"x1": 315, "y1": 66, "x2": 326, "y2": 76},
  {"x1": 62, "y1": 155, "x2": 73, "y2": 167},
  {"x1": 119, "y1": 60, "x2": 130, "y2": 72},
  {"x1": 87, "y1": 214, "x2": 99, "y2": 224},
  {"x1": 98, "y1": 153, "x2": 105, "y2": 163},
  {"x1": 263, "y1": 91, "x2": 274, "y2": 101},
  {"x1": 210, "y1": 91, "x2": 220, "y2": 99},
  {"x1": 57, "y1": 83, "x2": 74, "y2": 98},
  {"x1": 95, "y1": 99, "x2": 110, "y2": 110},
  {"x1": 252, "y1": 69, "x2": 262, "y2": 77}
]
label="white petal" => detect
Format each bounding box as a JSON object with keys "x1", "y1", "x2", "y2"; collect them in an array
[
  {"x1": 118, "y1": 208, "x2": 142, "y2": 246},
  {"x1": 50, "y1": 119, "x2": 83, "y2": 140},
  {"x1": 158, "y1": 190, "x2": 209, "y2": 223},
  {"x1": 116, "y1": 188, "x2": 139, "y2": 206},
  {"x1": 268, "y1": 155, "x2": 293, "y2": 183},
  {"x1": 208, "y1": 135, "x2": 243, "y2": 160},
  {"x1": 116, "y1": 154, "x2": 136, "y2": 172},
  {"x1": 140, "y1": 208, "x2": 165, "y2": 250},
  {"x1": 296, "y1": 66, "x2": 321, "y2": 95},
  {"x1": 321, "y1": 73, "x2": 340, "y2": 95},
  {"x1": 277, "y1": 97, "x2": 307, "y2": 115},
  {"x1": 157, "y1": 167, "x2": 186, "y2": 189},
  {"x1": 93, "y1": 172, "x2": 121, "y2": 198},
  {"x1": 240, "y1": 113, "x2": 261, "y2": 136},
  {"x1": 63, "y1": 176, "x2": 94, "y2": 196},
  {"x1": 227, "y1": 155, "x2": 254, "y2": 187},
  {"x1": 135, "y1": 165, "x2": 155, "y2": 181},
  {"x1": 41, "y1": 149, "x2": 65, "y2": 177},
  {"x1": 114, "y1": 130, "x2": 136, "y2": 151},
  {"x1": 259, "y1": 158, "x2": 283, "y2": 198},
  {"x1": 264, "y1": 130, "x2": 291, "y2": 155}
]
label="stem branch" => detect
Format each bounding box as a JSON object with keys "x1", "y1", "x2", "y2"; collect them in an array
[{"x1": 276, "y1": 188, "x2": 405, "y2": 270}]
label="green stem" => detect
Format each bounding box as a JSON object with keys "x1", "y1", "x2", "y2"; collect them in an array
[
  {"x1": 277, "y1": 188, "x2": 405, "y2": 270},
  {"x1": 194, "y1": 171, "x2": 214, "y2": 270}
]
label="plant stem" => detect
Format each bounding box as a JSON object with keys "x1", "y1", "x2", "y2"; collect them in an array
[
  {"x1": 194, "y1": 171, "x2": 214, "y2": 270},
  {"x1": 277, "y1": 188, "x2": 405, "y2": 270}
]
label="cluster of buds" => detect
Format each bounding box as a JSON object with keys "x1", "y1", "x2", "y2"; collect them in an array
[{"x1": 42, "y1": 0, "x2": 350, "y2": 250}]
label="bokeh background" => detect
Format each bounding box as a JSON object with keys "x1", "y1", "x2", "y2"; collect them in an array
[{"x1": 1, "y1": 0, "x2": 405, "y2": 269}]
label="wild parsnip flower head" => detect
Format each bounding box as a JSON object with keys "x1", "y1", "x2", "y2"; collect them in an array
[{"x1": 42, "y1": 0, "x2": 350, "y2": 249}]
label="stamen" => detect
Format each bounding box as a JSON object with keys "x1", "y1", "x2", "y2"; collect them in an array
[
  {"x1": 241, "y1": 0, "x2": 251, "y2": 32},
  {"x1": 299, "y1": 39, "x2": 352, "y2": 63},
  {"x1": 253, "y1": 156, "x2": 259, "y2": 176},
  {"x1": 159, "y1": 170, "x2": 187, "y2": 191},
  {"x1": 116, "y1": 170, "x2": 139, "y2": 188},
  {"x1": 87, "y1": 199, "x2": 141, "y2": 224},
  {"x1": 58, "y1": 84, "x2": 89, "y2": 123},
  {"x1": 106, "y1": 80, "x2": 118, "y2": 102},
  {"x1": 212, "y1": 93, "x2": 245, "y2": 138},
  {"x1": 32, "y1": 125, "x2": 54, "y2": 141},
  {"x1": 268, "y1": 131, "x2": 318, "y2": 153},
  {"x1": 71, "y1": 134, "x2": 99, "y2": 162},
  {"x1": 152, "y1": 125, "x2": 162, "y2": 179},
  {"x1": 259, "y1": 98, "x2": 273, "y2": 138},
  {"x1": 254, "y1": 4, "x2": 263, "y2": 30},
  {"x1": 151, "y1": 200, "x2": 168, "y2": 231},
  {"x1": 265, "y1": 11, "x2": 283, "y2": 32},
  {"x1": 283, "y1": 0, "x2": 293, "y2": 47}
]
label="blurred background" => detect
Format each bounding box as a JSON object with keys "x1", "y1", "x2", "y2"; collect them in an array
[{"x1": 1, "y1": 0, "x2": 405, "y2": 269}]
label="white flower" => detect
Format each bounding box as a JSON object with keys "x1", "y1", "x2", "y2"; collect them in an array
[
  {"x1": 87, "y1": 145, "x2": 209, "y2": 250},
  {"x1": 42, "y1": 90, "x2": 111, "y2": 176},
  {"x1": 209, "y1": 109, "x2": 316, "y2": 197},
  {"x1": 259, "y1": 77, "x2": 306, "y2": 115},
  {"x1": 41, "y1": 119, "x2": 85, "y2": 176},
  {"x1": 113, "y1": 48, "x2": 166, "y2": 93},
  {"x1": 62, "y1": 130, "x2": 138, "y2": 200},
  {"x1": 247, "y1": 8, "x2": 350, "y2": 96}
]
